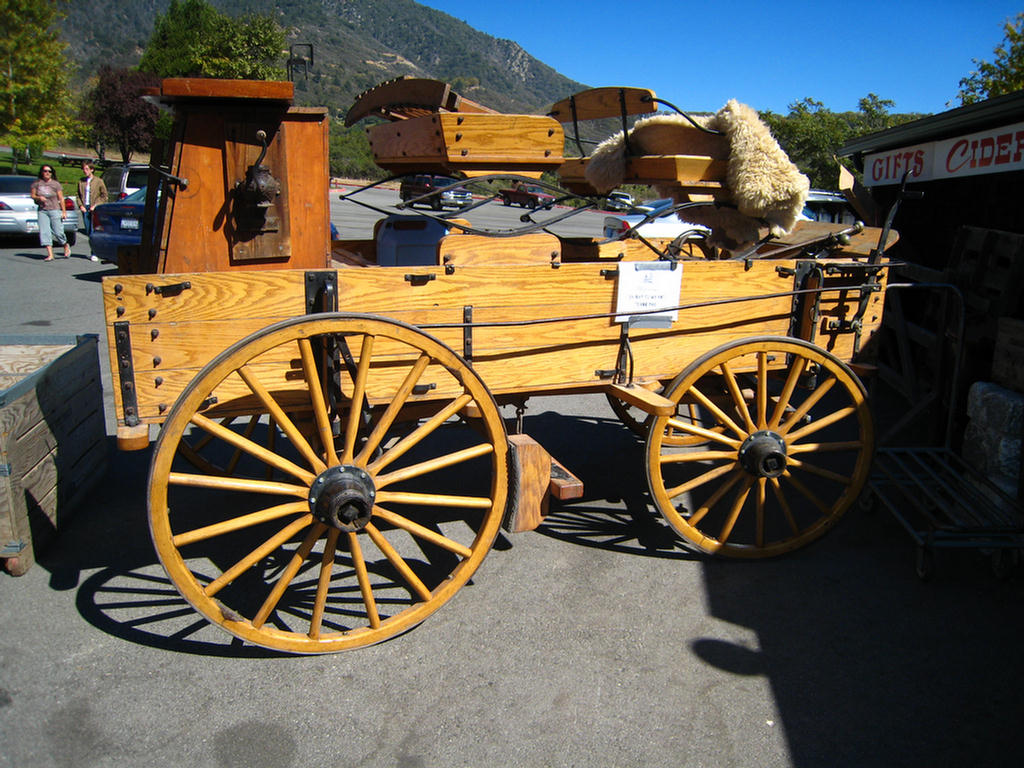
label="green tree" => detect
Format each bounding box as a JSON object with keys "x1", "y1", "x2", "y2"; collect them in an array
[
  {"x1": 80, "y1": 66, "x2": 160, "y2": 163},
  {"x1": 762, "y1": 95, "x2": 921, "y2": 189},
  {"x1": 138, "y1": 0, "x2": 285, "y2": 80},
  {"x1": 959, "y1": 13, "x2": 1024, "y2": 104},
  {"x1": 328, "y1": 124, "x2": 384, "y2": 181},
  {"x1": 0, "y1": 0, "x2": 72, "y2": 171},
  {"x1": 762, "y1": 98, "x2": 855, "y2": 189}
]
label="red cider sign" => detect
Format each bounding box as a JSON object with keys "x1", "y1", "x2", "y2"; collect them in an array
[{"x1": 863, "y1": 121, "x2": 1024, "y2": 185}]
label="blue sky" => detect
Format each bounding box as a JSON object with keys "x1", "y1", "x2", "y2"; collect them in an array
[{"x1": 417, "y1": 0, "x2": 1022, "y2": 115}]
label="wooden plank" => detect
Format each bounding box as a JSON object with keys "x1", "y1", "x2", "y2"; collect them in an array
[
  {"x1": 607, "y1": 383, "x2": 676, "y2": 416},
  {"x1": 0, "y1": 345, "x2": 73, "y2": 381},
  {"x1": 159, "y1": 78, "x2": 294, "y2": 103},
  {"x1": 549, "y1": 456, "x2": 584, "y2": 501},
  {"x1": 103, "y1": 270, "x2": 311, "y2": 324},
  {"x1": 368, "y1": 113, "x2": 565, "y2": 175},
  {"x1": 547, "y1": 87, "x2": 657, "y2": 123},
  {"x1": 439, "y1": 233, "x2": 561, "y2": 266},
  {"x1": 506, "y1": 434, "x2": 551, "y2": 533},
  {"x1": 0, "y1": 336, "x2": 107, "y2": 572},
  {"x1": 559, "y1": 155, "x2": 728, "y2": 192}
]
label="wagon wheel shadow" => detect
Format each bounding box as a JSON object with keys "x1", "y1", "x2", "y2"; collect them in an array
[
  {"x1": 74, "y1": 566, "x2": 287, "y2": 658},
  {"x1": 518, "y1": 408, "x2": 700, "y2": 562},
  {"x1": 53, "y1": 442, "x2": 487, "y2": 656}
]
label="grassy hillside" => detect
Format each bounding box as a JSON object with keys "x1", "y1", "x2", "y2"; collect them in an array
[{"x1": 60, "y1": 0, "x2": 587, "y2": 116}]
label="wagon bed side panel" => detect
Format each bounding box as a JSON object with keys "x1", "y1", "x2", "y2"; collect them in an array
[{"x1": 103, "y1": 258, "x2": 883, "y2": 433}]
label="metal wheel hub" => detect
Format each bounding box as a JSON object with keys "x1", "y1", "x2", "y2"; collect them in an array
[
  {"x1": 309, "y1": 465, "x2": 376, "y2": 532},
  {"x1": 738, "y1": 430, "x2": 788, "y2": 478}
]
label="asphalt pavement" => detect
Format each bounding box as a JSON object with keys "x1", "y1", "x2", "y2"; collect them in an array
[{"x1": 1, "y1": 227, "x2": 1023, "y2": 768}]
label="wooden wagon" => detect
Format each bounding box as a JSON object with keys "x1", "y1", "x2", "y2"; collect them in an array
[{"x1": 103, "y1": 78, "x2": 897, "y2": 652}]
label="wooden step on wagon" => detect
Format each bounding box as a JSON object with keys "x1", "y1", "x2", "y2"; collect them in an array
[{"x1": 103, "y1": 77, "x2": 898, "y2": 653}]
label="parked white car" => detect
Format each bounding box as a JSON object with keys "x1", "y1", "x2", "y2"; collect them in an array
[
  {"x1": 0, "y1": 175, "x2": 78, "y2": 243},
  {"x1": 605, "y1": 191, "x2": 634, "y2": 211},
  {"x1": 801, "y1": 189, "x2": 859, "y2": 225},
  {"x1": 603, "y1": 198, "x2": 708, "y2": 241}
]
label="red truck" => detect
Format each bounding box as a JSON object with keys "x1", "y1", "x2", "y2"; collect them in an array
[{"x1": 498, "y1": 183, "x2": 555, "y2": 209}]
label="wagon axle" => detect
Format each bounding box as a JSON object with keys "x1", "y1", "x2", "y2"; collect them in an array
[
  {"x1": 738, "y1": 430, "x2": 788, "y2": 478},
  {"x1": 308, "y1": 465, "x2": 376, "y2": 532}
]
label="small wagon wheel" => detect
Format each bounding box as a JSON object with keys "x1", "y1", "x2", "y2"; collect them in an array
[
  {"x1": 646, "y1": 336, "x2": 873, "y2": 558},
  {"x1": 148, "y1": 313, "x2": 508, "y2": 653}
]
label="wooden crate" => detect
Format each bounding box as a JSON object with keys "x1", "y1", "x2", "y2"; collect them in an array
[{"x1": 0, "y1": 335, "x2": 108, "y2": 576}]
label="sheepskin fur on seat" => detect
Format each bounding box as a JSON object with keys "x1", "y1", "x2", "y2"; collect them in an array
[{"x1": 585, "y1": 100, "x2": 809, "y2": 250}]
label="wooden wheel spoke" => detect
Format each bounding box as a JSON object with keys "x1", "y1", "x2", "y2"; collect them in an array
[
  {"x1": 356, "y1": 353, "x2": 431, "y2": 465},
  {"x1": 375, "y1": 490, "x2": 493, "y2": 509},
  {"x1": 666, "y1": 416, "x2": 742, "y2": 448},
  {"x1": 204, "y1": 514, "x2": 314, "y2": 598},
  {"x1": 373, "y1": 506, "x2": 474, "y2": 558},
  {"x1": 769, "y1": 477, "x2": 800, "y2": 535},
  {"x1": 769, "y1": 356, "x2": 809, "y2": 428},
  {"x1": 368, "y1": 393, "x2": 474, "y2": 474},
  {"x1": 786, "y1": 405, "x2": 857, "y2": 443},
  {"x1": 168, "y1": 471, "x2": 308, "y2": 498},
  {"x1": 687, "y1": 469, "x2": 744, "y2": 526},
  {"x1": 309, "y1": 529, "x2": 341, "y2": 639},
  {"x1": 375, "y1": 443, "x2": 494, "y2": 489},
  {"x1": 665, "y1": 460, "x2": 736, "y2": 498},
  {"x1": 347, "y1": 531, "x2": 381, "y2": 629},
  {"x1": 755, "y1": 478, "x2": 767, "y2": 548},
  {"x1": 190, "y1": 412, "x2": 316, "y2": 484},
  {"x1": 720, "y1": 360, "x2": 755, "y2": 433},
  {"x1": 342, "y1": 334, "x2": 375, "y2": 464},
  {"x1": 252, "y1": 523, "x2": 327, "y2": 628},
  {"x1": 172, "y1": 501, "x2": 308, "y2": 547},
  {"x1": 787, "y1": 457, "x2": 851, "y2": 485},
  {"x1": 365, "y1": 523, "x2": 432, "y2": 602},
  {"x1": 687, "y1": 383, "x2": 747, "y2": 439},
  {"x1": 756, "y1": 352, "x2": 768, "y2": 430},
  {"x1": 237, "y1": 365, "x2": 326, "y2": 474},
  {"x1": 718, "y1": 476, "x2": 755, "y2": 543},
  {"x1": 778, "y1": 375, "x2": 837, "y2": 434},
  {"x1": 780, "y1": 470, "x2": 830, "y2": 514},
  {"x1": 298, "y1": 336, "x2": 339, "y2": 467},
  {"x1": 660, "y1": 449, "x2": 737, "y2": 464}
]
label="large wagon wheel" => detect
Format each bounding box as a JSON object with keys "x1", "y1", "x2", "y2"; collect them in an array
[
  {"x1": 148, "y1": 314, "x2": 508, "y2": 653},
  {"x1": 646, "y1": 337, "x2": 873, "y2": 558}
]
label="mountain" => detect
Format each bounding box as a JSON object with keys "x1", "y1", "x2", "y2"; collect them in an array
[{"x1": 59, "y1": 0, "x2": 588, "y2": 118}]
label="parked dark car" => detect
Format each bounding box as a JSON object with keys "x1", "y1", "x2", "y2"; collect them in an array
[
  {"x1": 498, "y1": 184, "x2": 555, "y2": 209},
  {"x1": 399, "y1": 174, "x2": 472, "y2": 210},
  {"x1": 0, "y1": 174, "x2": 77, "y2": 244},
  {"x1": 90, "y1": 186, "x2": 152, "y2": 263}
]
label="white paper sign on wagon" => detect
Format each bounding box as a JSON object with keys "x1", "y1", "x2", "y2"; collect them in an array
[{"x1": 614, "y1": 262, "x2": 683, "y2": 328}]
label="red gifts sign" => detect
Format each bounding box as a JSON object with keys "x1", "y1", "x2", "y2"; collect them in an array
[{"x1": 863, "y1": 121, "x2": 1024, "y2": 185}]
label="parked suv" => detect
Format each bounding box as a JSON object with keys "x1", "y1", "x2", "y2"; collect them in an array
[
  {"x1": 399, "y1": 174, "x2": 472, "y2": 210},
  {"x1": 101, "y1": 164, "x2": 150, "y2": 200}
]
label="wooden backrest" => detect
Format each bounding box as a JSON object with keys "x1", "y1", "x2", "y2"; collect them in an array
[
  {"x1": 344, "y1": 76, "x2": 495, "y2": 126},
  {"x1": 366, "y1": 112, "x2": 564, "y2": 178},
  {"x1": 547, "y1": 87, "x2": 657, "y2": 125}
]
